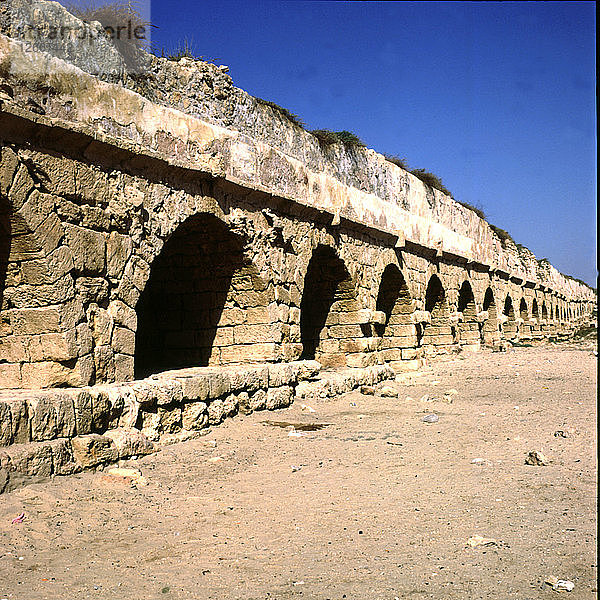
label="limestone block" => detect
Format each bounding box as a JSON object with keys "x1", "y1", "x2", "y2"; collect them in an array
[
  {"x1": 17, "y1": 190, "x2": 55, "y2": 231},
  {"x1": 76, "y1": 277, "x2": 109, "y2": 305},
  {"x1": 104, "y1": 427, "x2": 154, "y2": 458},
  {"x1": 182, "y1": 402, "x2": 208, "y2": 430},
  {"x1": 476, "y1": 311, "x2": 489, "y2": 323},
  {"x1": 328, "y1": 324, "x2": 364, "y2": 339},
  {"x1": 55, "y1": 394, "x2": 76, "y2": 438},
  {"x1": 49, "y1": 438, "x2": 80, "y2": 475},
  {"x1": 108, "y1": 300, "x2": 137, "y2": 331},
  {"x1": 28, "y1": 395, "x2": 58, "y2": 441},
  {"x1": 237, "y1": 392, "x2": 251, "y2": 414},
  {"x1": 3, "y1": 398, "x2": 29, "y2": 444},
  {"x1": 177, "y1": 374, "x2": 209, "y2": 401},
  {"x1": 5, "y1": 275, "x2": 75, "y2": 309},
  {"x1": 268, "y1": 362, "x2": 299, "y2": 387},
  {"x1": 228, "y1": 365, "x2": 269, "y2": 393},
  {"x1": 233, "y1": 324, "x2": 277, "y2": 344},
  {"x1": 158, "y1": 405, "x2": 182, "y2": 434},
  {"x1": 64, "y1": 224, "x2": 106, "y2": 274},
  {"x1": 71, "y1": 434, "x2": 118, "y2": 469},
  {"x1": 10, "y1": 306, "x2": 62, "y2": 335},
  {"x1": 7, "y1": 163, "x2": 34, "y2": 210},
  {"x1": 222, "y1": 393, "x2": 239, "y2": 418},
  {"x1": 219, "y1": 343, "x2": 280, "y2": 363},
  {"x1": 64, "y1": 389, "x2": 93, "y2": 435},
  {"x1": 346, "y1": 352, "x2": 378, "y2": 368},
  {"x1": 401, "y1": 348, "x2": 419, "y2": 360},
  {"x1": 145, "y1": 379, "x2": 184, "y2": 406},
  {"x1": 295, "y1": 360, "x2": 321, "y2": 380},
  {"x1": 94, "y1": 345, "x2": 115, "y2": 382},
  {"x1": 116, "y1": 387, "x2": 140, "y2": 428},
  {"x1": 208, "y1": 399, "x2": 225, "y2": 425},
  {"x1": 249, "y1": 389, "x2": 267, "y2": 411},
  {"x1": 112, "y1": 326, "x2": 135, "y2": 355},
  {"x1": 29, "y1": 331, "x2": 78, "y2": 362},
  {"x1": 114, "y1": 353, "x2": 134, "y2": 382},
  {"x1": 0, "y1": 402, "x2": 13, "y2": 446},
  {"x1": 3, "y1": 441, "x2": 53, "y2": 477},
  {"x1": 0, "y1": 336, "x2": 28, "y2": 362},
  {"x1": 206, "y1": 371, "x2": 231, "y2": 399},
  {"x1": 82, "y1": 205, "x2": 110, "y2": 230},
  {"x1": 106, "y1": 233, "x2": 134, "y2": 279},
  {"x1": 212, "y1": 327, "x2": 234, "y2": 346},
  {"x1": 266, "y1": 386, "x2": 293, "y2": 409},
  {"x1": 35, "y1": 213, "x2": 64, "y2": 255}
]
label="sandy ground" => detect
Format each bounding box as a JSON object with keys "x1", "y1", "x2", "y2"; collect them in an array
[{"x1": 0, "y1": 342, "x2": 597, "y2": 600}]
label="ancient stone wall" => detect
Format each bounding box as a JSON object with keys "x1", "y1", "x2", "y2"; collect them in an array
[{"x1": 0, "y1": 6, "x2": 596, "y2": 485}]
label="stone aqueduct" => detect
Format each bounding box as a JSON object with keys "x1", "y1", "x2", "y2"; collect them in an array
[{"x1": 0, "y1": 8, "x2": 595, "y2": 481}]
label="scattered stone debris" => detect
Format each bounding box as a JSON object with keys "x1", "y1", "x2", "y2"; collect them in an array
[
  {"x1": 525, "y1": 450, "x2": 550, "y2": 466},
  {"x1": 545, "y1": 576, "x2": 575, "y2": 592},
  {"x1": 300, "y1": 404, "x2": 316, "y2": 413},
  {"x1": 422, "y1": 414, "x2": 439, "y2": 423},
  {"x1": 471, "y1": 458, "x2": 491, "y2": 466},
  {"x1": 378, "y1": 386, "x2": 398, "y2": 398},
  {"x1": 360, "y1": 386, "x2": 376, "y2": 395},
  {"x1": 261, "y1": 421, "x2": 330, "y2": 431},
  {"x1": 291, "y1": 465, "x2": 301, "y2": 472},
  {"x1": 11, "y1": 512, "x2": 26, "y2": 524},
  {"x1": 106, "y1": 467, "x2": 148, "y2": 487},
  {"x1": 553, "y1": 430, "x2": 570, "y2": 438},
  {"x1": 466, "y1": 535, "x2": 499, "y2": 548},
  {"x1": 419, "y1": 394, "x2": 432, "y2": 403}
]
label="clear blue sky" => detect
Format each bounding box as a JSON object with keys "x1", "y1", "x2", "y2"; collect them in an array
[{"x1": 150, "y1": 1, "x2": 596, "y2": 287}]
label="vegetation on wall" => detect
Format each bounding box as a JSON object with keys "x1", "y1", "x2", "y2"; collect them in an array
[{"x1": 309, "y1": 129, "x2": 366, "y2": 149}]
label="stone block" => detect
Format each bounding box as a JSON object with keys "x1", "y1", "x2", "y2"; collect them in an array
[
  {"x1": 112, "y1": 326, "x2": 135, "y2": 355},
  {"x1": 182, "y1": 402, "x2": 208, "y2": 430},
  {"x1": 266, "y1": 386, "x2": 293, "y2": 410},
  {"x1": 249, "y1": 389, "x2": 267, "y2": 411},
  {"x1": 106, "y1": 231, "x2": 133, "y2": 279},
  {"x1": 268, "y1": 362, "x2": 299, "y2": 387},
  {"x1": 108, "y1": 300, "x2": 137, "y2": 331},
  {"x1": 178, "y1": 374, "x2": 210, "y2": 401},
  {"x1": 0, "y1": 402, "x2": 13, "y2": 446},
  {"x1": 28, "y1": 395, "x2": 58, "y2": 441},
  {"x1": 35, "y1": 213, "x2": 64, "y2": 255},
  {"x1": 207, "y1": 371, "x2": 231, "y2": 399},
  {"x1": 3, "y1": 441, "x2": 54, "y2": 477},
  {"x1": 295, "y1": 360, "x2": 321, "y2": 380},
  {"x1": 158, "y1": 405, "x2": 182, "y2": 434},
  {"x1": 208, "y1": 399, "x2": 225, "y2": 425},
  {"x1": 55, "y1": 393, "x2": 76, "y2": 438},
  {"x1": 67, "y1": 389, "x2": 93, "y2": 435},
  {"x1": 71, "y1": 434, "x2": 118, "y2": 469},
  {"x1": 228, "y1": 365, "x2": 269, "y2": 393},
  {"x1": 3, "y1": 398, "x2": 29, "y2": 443},
  {"x1": 64, "y1": 224, "x2": 106, "y2": 274},
  {"x1": 222, "y1": 393, "x2": 239, "y2": 418},
  {"x1": 103, "y1": 427, "x2": 154, "y2": 458},
  {"x1": 49, "y1": 438, "x2": 80, "y2": 475},
  {"x1": 219, "y1": 343, "x2": 280, "y2": 364}
]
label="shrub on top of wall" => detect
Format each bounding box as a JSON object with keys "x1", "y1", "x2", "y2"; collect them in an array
[
  {"x1": 489, "y1": 224, "x2": 515, "y2": 247},
  {"x1": 310, "y1": 129, "x2": 366, "y2": 149},
  {"x1": 409, "y1": 168, "x2": 452, "y2": 197},
  {"x1": 255, "y1": 98, "x2": 306, "y2": 129},
  {"x1": 383, "y1": 154, "x2": 409, "y2": 169}
]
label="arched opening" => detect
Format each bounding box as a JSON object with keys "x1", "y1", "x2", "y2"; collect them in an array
[
  {"x1": 519, "y1": 298, "x2": 531, "y2": 339},
  {"x1": 422, "y1": 275, "x2": 452, "y2": 350},
  {"x1": 531, "y1": 299, "x2": 541, "y2": 336},
  {"x1": 134, "y1": 213, "x2": 270, "y2": 378},
  {"x1": 300, "y1": 245, "x2": 360, "y2": 367},
  {"x1": 375, "y1": 264, "x2": 416, "y2": 363},
  {"x1": 457, "y1": 280, "x2": 478, "y2": 346},
  {"x1": 541, "y1": 302, "x2": 548, "y2": 320},
  {"x1": 503, "y1": 295, "x2": 517, "y2": 340},
  {"x1": 481, "y1": 287, "x2": 499, "y2": 345}
]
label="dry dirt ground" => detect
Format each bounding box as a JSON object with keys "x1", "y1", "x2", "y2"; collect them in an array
[{"x1": 0, "y1": 342, "x2": 597, "y2": 600}]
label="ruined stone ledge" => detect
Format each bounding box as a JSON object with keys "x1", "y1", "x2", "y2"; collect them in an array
[{"x1": 0, "y1": 360, "x2": 396, "y2": 489}]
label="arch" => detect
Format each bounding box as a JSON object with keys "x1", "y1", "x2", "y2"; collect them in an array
[
  {"x1": 531, "y1": 298, "x2": 541, "y2": 336},
  {"x1": 300, "y1": 245, "x2": 360, "y2": 367},
  {"x1": 481, "y1": 287, "x2": 499, "y2": 345},
  {"x1": 518, "y1": 297, "x2": 531, "y2": 340},
  {"x1": 422, "y1": 274, "x2": 452, "y2": 350},
  {"x1": 134, "y1": 213, "x2": 271, "y2": 378},
  {"x1": 375, "y1": 264, "x2": 416, "y2": 364},
  {"x1": 541, "y1": 301, "x2": 548, "y2": 320},
  {"x1": 503, "y1": 295, "x2": 517, "y2": 340},
  {"x1": 457, "y1": 280, "x2": 479, "y2": 346}
]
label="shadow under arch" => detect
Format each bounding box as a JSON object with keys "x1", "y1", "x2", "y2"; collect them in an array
[
  {"x1": 300, "y1": 245, "x2": 358, "y2": 365},
  {"x1": 134, "y1": 213, "x2": 269, "y2": 379},
  {"x1": 375, "y1": 264, "x2": 415, "y2": 362},
  {"x1": 503, "y1": 295, "x2": 517, "y2": 340},
  {"x1": 481, "y1": 287, "x2": 498, "y2": 345},
  {"x1": 422, "y1": 274, "x2": 452, "y2": 349},
  {"x1": 457, "y1": 280, "x2": 478, "y2": 345}
]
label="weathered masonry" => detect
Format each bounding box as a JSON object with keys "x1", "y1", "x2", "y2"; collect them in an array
[{"x1": 0, "y1": 2, "x2": 595, "y2": 484}]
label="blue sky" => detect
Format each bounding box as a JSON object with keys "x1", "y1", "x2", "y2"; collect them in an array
[{"x1": 149, "y1": 1, "x2": 596, "y2": 286}]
